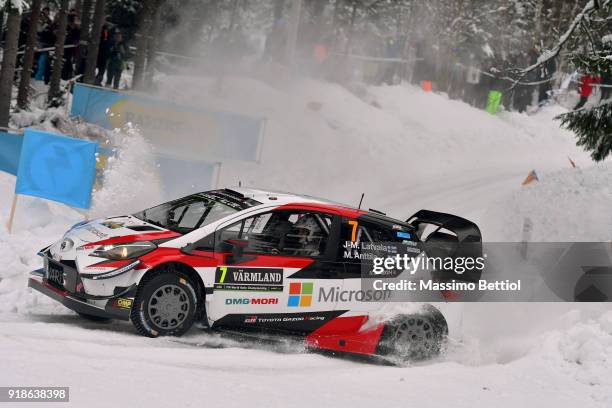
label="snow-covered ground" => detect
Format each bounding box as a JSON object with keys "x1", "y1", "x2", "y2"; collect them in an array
[{"x1": 0, "y1": 76, "x2": 610, "y2": 407}]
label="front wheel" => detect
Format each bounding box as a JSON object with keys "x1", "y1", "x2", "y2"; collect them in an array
[
  {"x1": 130, "y1": 269, "x2": 199, "y2": 337},
  {"x1": 377, "y1": 305, "x2": 448, "y2": 362}
]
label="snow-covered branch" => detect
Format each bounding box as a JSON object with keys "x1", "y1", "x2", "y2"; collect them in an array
[
  {"x1": 0, "y1": 0, "x2": 27, "y2": 13},
  {"x1": 519, "y1": 0, "x2": 602, "y2": 75},
  {"x1": 509, "y1": 0, "x2": 611, "y2": 89}
]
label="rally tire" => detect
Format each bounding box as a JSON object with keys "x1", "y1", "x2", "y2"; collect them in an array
[
  {"x1": 377, "y1": 305, "x2": 448, "y2": 362},
  {"x1": 130, "y1": 268, "x2": 199, "y2": 338}
]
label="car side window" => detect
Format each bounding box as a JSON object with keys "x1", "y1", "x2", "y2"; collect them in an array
[
  {"x1": 338, "y1": 218, "x2": 415, "y2": 271},
  {"x1": 214, "y1": 211, "x2": 332, "y2": 257}
]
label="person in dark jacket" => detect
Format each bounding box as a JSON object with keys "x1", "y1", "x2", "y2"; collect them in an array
[
  {"x1": 105, "y1": 30, "x2": 126, "y2": 89},
  {"x1": 600, "y1": 70, "x2": 611, "y2": 102},
  {"x1": 36, "y1": 7, "x2": 56, "y2": 84},
  {"x1": 62, "y1": 13, "x2": 80, "y2": 80},
  {"x1": 94, "y1": 24, "x2": 111, "y2": 85}
]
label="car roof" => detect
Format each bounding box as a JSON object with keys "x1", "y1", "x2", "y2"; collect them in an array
[
  {"x1": 227, "y1": 187, "x2": 340, "y2": 205},
  {"x1": 226, "y1": 187, "x2": 411, "y2": 226}
]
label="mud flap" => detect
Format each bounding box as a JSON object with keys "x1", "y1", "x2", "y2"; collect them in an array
[{"x1": 407, "y1": 210, "x2": 483, "y2": 282}]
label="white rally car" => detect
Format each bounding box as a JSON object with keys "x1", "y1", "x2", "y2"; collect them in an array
[{"x1": 29, "y1": 188, "x2": 481, "y2": 361}]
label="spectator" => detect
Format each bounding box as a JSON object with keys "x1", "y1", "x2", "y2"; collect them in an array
[
  {"x1": 600, "y1": 70, "x2": 611, "y2": 102},
  {"x1": 105, "y1": 30, "x2": 126, "y2": 89},
  {"x1": 94, "y1": 24, "x2": 111, "y2": 85},
  {"x1": 36, "y1": 8, "x2": 56, "y2": 84},
  {"x1": 62, "y1": 13, "x2": 80, "y2": 80},
  {"x1": 464, "y1": 54, "x2": 483, "y2": 107},
  {"x1": 263, "y1": 18, "x2": 287, "y2": 63},
  {"x1": 574, "y1": 74, "x2": 601, "y2": 110},
  {"x1": 538, "y1": 57, "x2": 557, "y2": 105}
]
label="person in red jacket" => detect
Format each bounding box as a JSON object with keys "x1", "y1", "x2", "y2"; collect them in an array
[{"x1": 574, "y1": 74, "x2": 602, "y2": 109}]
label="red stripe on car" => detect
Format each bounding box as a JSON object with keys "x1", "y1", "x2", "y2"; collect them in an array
[{"x1": 81, "y1": 231, "x2": 181, "y2": 248}]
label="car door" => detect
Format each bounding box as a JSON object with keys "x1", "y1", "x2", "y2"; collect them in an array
[
  {"x1": 337, "y1": 216, "x2": 417, "y2": 315},
  {"x1": 207, "y1": 209, "x2": 346, "y2": 333}
]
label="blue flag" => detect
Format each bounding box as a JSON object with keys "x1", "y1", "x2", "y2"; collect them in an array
[
  {"x1": 0, "y1": 131, "x2": 23, "y2": 175},
  {"x1": 15, "y1": 129, "x2": 97, "y2": 209}
]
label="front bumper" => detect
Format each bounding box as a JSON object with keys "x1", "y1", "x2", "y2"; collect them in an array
[{"x1": 28, "y1": 269, "x2": 133, "y2": 321}]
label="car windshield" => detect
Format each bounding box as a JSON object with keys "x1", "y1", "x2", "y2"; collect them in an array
[{"x1": 133, "y1": 190, "x2": 261, "y2": 234}]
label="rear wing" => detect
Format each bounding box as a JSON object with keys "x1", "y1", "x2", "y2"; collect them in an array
[
  {"x1": 407, "y1": 210, "x2": 483, "y2": 283},
  {"x1": 406, "y1": 210, "x2": 482, "y2": 243}
]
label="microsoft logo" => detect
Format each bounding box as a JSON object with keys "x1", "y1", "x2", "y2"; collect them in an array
[{"x1": 288, "y1": 282, "x2": 313, "y2": 307}]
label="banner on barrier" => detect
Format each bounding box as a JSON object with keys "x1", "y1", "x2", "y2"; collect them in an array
[
  {"x1": 15, "y1": 129, "x2": 97, "y2": 209},
  {"x1": 0, "y1": 131, "x2": 23, "y2": 176},
  {"x1": 71, "y1": 83, "x2": 265, "y2": 163}
]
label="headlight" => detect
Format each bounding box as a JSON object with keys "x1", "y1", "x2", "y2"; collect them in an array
[
  {"x1": 91, "y1": 241, "x2": 157, "y2": 260},
  {"x1": 59, "y1": 238, "x2": 74, "y2": 252}
]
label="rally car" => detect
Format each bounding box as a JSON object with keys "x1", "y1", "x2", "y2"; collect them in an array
[{"x1": 29, "y1": 188, "x2": 481, "y2": 361}]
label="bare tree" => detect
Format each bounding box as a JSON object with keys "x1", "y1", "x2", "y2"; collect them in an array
[
  {"x1": 77, "y1": 0, "x2": 94, "y2": 76},
  {"x1": 144, "y1": 0, "x2": 164, "y2": 88},
  {"x1": 48, "y1": 0, "x2": 70, "y2": 104},
  {"x1": 0, "y1": 5, "x2": 22, "y2": 128},
  {"x1": 17, "y1": 0, "x2": 44, "y2": 110},
  {"x1": 83, "y1": 0, "x2": 107, "y2": 84},
  {"x1": 74, "y1": 0, "x2": 82, "y2": 16},
  {"x1": 132, "y1": 1, "x2": 154, "y2": 90}
]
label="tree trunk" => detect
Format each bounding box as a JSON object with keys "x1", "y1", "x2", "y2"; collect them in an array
[
  {"x1": 48, "y1": 0, "x2": 70, "y2": 104},
  {"x1": 144, "y1": 0, "x2": 163, "y2": 88},
  {"x1": 229, "y1": 0, "x2": 240, "y2": 31},
  {"x1": 17, "y1": 0, "x2": 44, "y2": 109},
  {"x1": 273, "y1": 0, "x2": 285, "y2": 25},
  {"x1": 74, "y1": 0, "x2": 82, "y2": 16},
  {"x1": 132, "y1": 1, "x2": 154, "y2": 90},
  {"x1": 332, "y1": 0, "x2": 343, "y2": 26},
  {"x1": 285, "y1": 0, "x2": 302, "y2": 67},
  {"x1": 0, "y1": 8, "x2": 22, "y2": 128},
  {"x1": 83, "y1": 0, "x2": 106, "y2": 84},
  {"x1": 344, "y1": 1, "x2": 357, "y2": 55},
  {"x1": 0, "y1": 10, "x2": 5, "y2": 41},
  {"x1": 77, "y1": 0, "x2": 93, "y2": 76}
]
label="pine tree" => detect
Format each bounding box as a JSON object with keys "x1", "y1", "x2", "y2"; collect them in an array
[
  {"x1": 557, "y1": 33, "x2": 612, "y2": 161},
  {"x1": 554, "y1": 1, "x2": 612, "y2": 161}
]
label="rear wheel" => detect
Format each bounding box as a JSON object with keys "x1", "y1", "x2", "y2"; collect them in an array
[
  {"x1": 130, "y1": 269, "x2": 199, "y2": 338},
  {"x1": 377, "y1": 305, "x2": 448, "y2": 362}
]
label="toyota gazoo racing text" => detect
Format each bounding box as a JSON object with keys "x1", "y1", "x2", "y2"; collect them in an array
[{"x1": 29, "y1": 188, "x2": 482, "y2": 361}]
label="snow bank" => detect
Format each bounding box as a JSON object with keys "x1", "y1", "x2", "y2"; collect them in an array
[{"x1": 485, "y1": 163, "x2": 612, "y2": 241}]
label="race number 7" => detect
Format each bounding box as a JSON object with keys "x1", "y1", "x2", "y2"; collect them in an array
[
  {"x1": 348, "y1": 220, "x2": 358, "y2": 242},
  {"x1": 219, "y1": 266, "x2": 228, "y2": 283}
]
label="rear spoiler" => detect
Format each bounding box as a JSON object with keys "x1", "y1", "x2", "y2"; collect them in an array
[
  {"x1": 407, "y1": 210, "x2": 483, "y2": 283},
  {"x1": 406, "y1": 210, "x2": 481, "y2": 243}
]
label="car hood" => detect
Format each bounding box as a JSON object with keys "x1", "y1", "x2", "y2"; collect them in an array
[
  {"x1": 47, "y1": 216, "x2": 179, "y2": 270},
  {"x1": 68, "y1": 216, "x2": 168, "y2": 243}
]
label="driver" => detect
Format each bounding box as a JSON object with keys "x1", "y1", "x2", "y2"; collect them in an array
[{"x1": 290, "y1": 214, "x2": 325, "y2": 256}]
